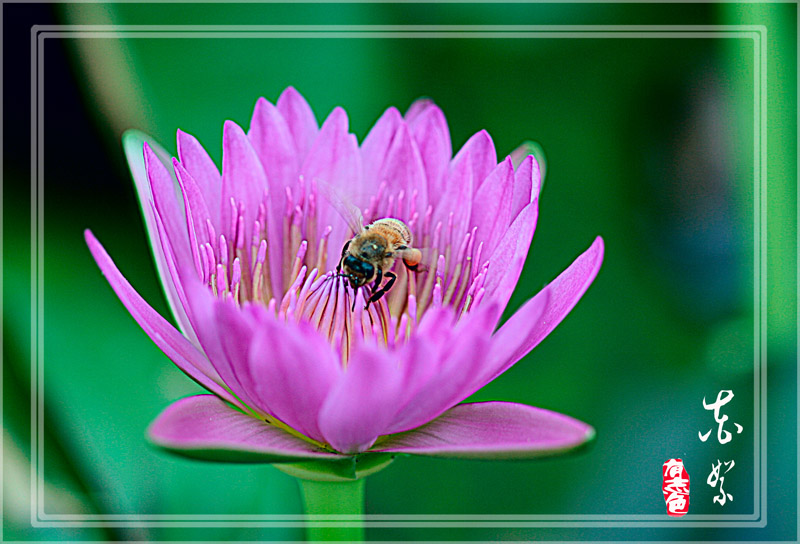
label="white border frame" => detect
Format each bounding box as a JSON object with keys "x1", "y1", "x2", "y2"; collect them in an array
[{"x1": 28, "y1": 24, "x2": 768, "y2": 531}]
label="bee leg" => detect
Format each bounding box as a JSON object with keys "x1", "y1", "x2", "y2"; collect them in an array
[
  {"x1": 367, "y1": 272, "x2": 396, "y2": 307},
  {"x1": 337, "y1": 241, "x2": 351, "y2": 273},
  {"x1": 372, "y1": 269, "x2": 383, "y2": 294},
  {"x1": 363, "y1": 268, "x2": 383, "y2": 311}
]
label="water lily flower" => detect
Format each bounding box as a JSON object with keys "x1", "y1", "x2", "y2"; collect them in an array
[{"x1": 85, "y1": 87, "x2": 604, "y2": 471}]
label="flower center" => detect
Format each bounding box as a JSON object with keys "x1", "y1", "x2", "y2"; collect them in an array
[{"x1": 190, "y1": 178, "x2": 488, "y2": 359}]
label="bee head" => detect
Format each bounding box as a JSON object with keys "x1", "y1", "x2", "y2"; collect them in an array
[{"x1": 342, "y1": 255, "x2": 374, "y2": 288}]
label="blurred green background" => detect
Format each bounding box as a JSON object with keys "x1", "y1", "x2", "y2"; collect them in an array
[{"x1": 3, "y1": 2, "x2": 796, "y2": 542}]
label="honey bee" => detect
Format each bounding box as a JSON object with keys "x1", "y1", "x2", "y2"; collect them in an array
[
  {"x1": 319, "y1": 182, "x2": 422, "y2": 309},
  {"x1": 337, "y1": 217, "x2": 423, "y2": 308}
]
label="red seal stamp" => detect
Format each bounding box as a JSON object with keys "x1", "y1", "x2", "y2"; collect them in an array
[{"x1": 662, "y1": 459, "x2": 690, "y2": 516}]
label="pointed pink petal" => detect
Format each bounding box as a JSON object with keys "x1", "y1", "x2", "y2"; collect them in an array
[
  {"x1": 202, "y1": 298, "x2": 271, "y2": 416},
  {"x1": 122, "y1": 131, "x2": 197, "y2": 344},
  {"x1": 482, "y1": 237, "x2": 605, "y2": 385},
  {"x1": 144, "y1": 142, "x2": 192, "y2": 268},
  {"x1": 434, "y1": 148, "x2": 473, "y2": 240},
  {"x1": 302, "y1": 107, "x2": 363, "y2": 269},
  {"x1": 385, "y1": 305, "x2": 495, "y2": 434},
  {"x1": 249, "y1": 96, "x2": 300, "y2": 191},
  {"x1": 407, "y1": 102, "x2": 451, "y2": 203},
  {"x1": 318, "y1": 345, "x2": 404, "y2": 454},
  {"x1": 374, "y1": 401, "x2": 594, "y2": 459},
  {"x1": 483, "y1": 202, "x2": 539, "y2": 314},
  {"x1": 302, "y1": 107, "x2": 363, "y2": 195},
  {"x1": 510, "y1": 154, "x2": 541, "y2": 220},
  {"x1": 148, "y1": 201, "x2": 201, "y2": 347},
  {"x1": 404, "y1": 97, "x2": 435, "y2": 124},
  {"x1": 276, "y1": 86, "x2": 319, "y2": 163},
  {"x1": 84, "y1": 230, "x2": 236, "y2": 406},
  {"x1": 220, "y1": 120, "x2": 269, "y2": 242},
  {"x1": 361, "y1": 107, "x2": 402, "y2": 187},
  {"x1": 376, "y1": 122, "x2": 428, "y2": 217},
  {"x1": 248, "y1": 318, "x2": 342, "y2": 442},
  {"x1": 176, "y1": 129, "x2": 221, "y2": 226},
  {"x1": 173, "y1": 158, "x2": 212, "y2": 276},
  {"x1": 148, "y1": 395, "x2": 344, "y2": 462},
  {"x1": 450, "y1": 129, "x2": 496, "y2": 196},
  {"x1": 470, "y1": 157, "x2": 513, "y2": 254}
]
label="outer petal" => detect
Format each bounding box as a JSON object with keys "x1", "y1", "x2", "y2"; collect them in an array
[
  {"x1": 404, "y1": 97, "x2": 434, "y2": 124},
  {"x1": 384, "y1": 305, "x2": 495, "y2": 435},
  {"x1": 145, "y1": 142, "x2": 192, "y2": 267},
  {"x1": 373, "y1": 401, "x2": 594, "y2": 459},
  {"x1": 248, "y1": 317, "x2": 342, "y2": 442},
  {"x1": 375, "y1": 122, "x2": 428, "y2": 218},
  {"x1": 276, "y1": 86, "x2": 318, "y2": 163},
  {"x1": 148, "y1": 395, "x2": 344, "y2": 462},
  {"x1": 434, "y1": 147, "x2": 473, "y2": 241},
  {"x1": 84, "y1": 230, "x2": 236, "y2": 407},
  {"x1": 177, "y1": 275, "x2": 266, "y2": 416},
  {"x1": 481, "y1": 236, "x2": 605, "y2": 386},
  {"x1": 173, "y1": 158, "x2": 212, "y2": 278},
  {"x1": 122, "y1": 131, "x2": 196, "y2": 342},
  {"x1": 301, "y1": 107, "x2": 363, "y2": 269},
  {"x1": 318, "y1": 344, "x2": 404, "y2": 454},
  {"x1": 407, "y1": 102, "x2": 451, "y2": 203},
  {"x1": 361, "y1": 107, "x2": 402, "y2": 187},
  {"x1": 482, "y1": 202, "x2": 539, "y2": 314},
  {"x1": 510, "y1": 154, "x2": 541, "y2": 220},
  {"x1": 450, "y1": 129, "x2": 496, "y2": 197},
  {"x1": 248, "y1": 97, "x2": 300, "y2": 194},
  {"x1": 220, "y1": 120, "x2": 269, "y2": 243},
  {"x1": 211, "y1": 302, "x2": 270, "y2": 415},
  {"x1": 176, "y1": 129, "x2": 221, "y2": 227},
  {"x1": 469, "y1": 157, "x2": 513, "y2": 256}
]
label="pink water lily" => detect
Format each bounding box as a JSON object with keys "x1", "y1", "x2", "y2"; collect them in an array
[{"x1": 86, "y1": 87, "x2": 603, "y2": 464}]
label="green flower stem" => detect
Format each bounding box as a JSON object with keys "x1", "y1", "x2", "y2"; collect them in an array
[{"x1": 297, "y1": 477, "x2": 366, "y2": 541}]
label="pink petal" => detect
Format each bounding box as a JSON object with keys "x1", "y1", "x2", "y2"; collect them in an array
[
  {"x1": 483, "y1": 202, "x2": 539, "y2": 314},
  {"x1": 122, "y1": 132, "x2": 198, "y2": 342},
  {"x1": 176, "y1": 129, "x2": 221, "y2": 226},
  {"x1": 482, "y1": 236, "x2": 605, "y2": 386},
  {"x1": 173, "y1": 158, "x2": 212, "y2": 277},
  {"x1": 301, "y1": 107, "x2": 363, "y2": 269},
  {"x1": 148, "y1": 201, "x2": 200, "y2": 347},
  {"x1": 247, "y1": 317, "x2": 342, "y2": 442},
  {"x1": 84, "y1": 230, "x2": 236, "y2": 406},
  {"x1": 220, "y1": 120, "x2": 269, "y2": 242},
  {"x1": 470, "y1": 157, "x2": 513, "y2": 254},
  {"x1": 248, "y1": 96, "x2": 300, "y2": 193},
  {"x1": 144, "y1": 142, "x2": 192, "y2": 268},
  {"x1": 374, "y1": 401, "x2": 594, "y2": 459},
  {"x1": 434, "y1": 148, "x2": 473, "y2": 240},
  {"x1": 450, "y1": 129, "x2": 497, "y2": 197},
  {"x1": 318, "y1": 345, "x2": 404, "y2": 454},
  {"x1": 148, "y1": 395, "x2": 344, "y2": 462},
  {"x1": 175, "y1": 274, "x2": 268, "y2": 416},
  {"x1": 407, "y1": 102, "x2": 451, "y2": 203},
  {"x1": 375, "y1": 122, "x2": 428, "y2": 217},
  {"x1": 361, "y1": 107, "x2": 403, "y2": 187},
  {"x1": 510, "y1": 154, "x2": 541, "y2": 220},
  {"x1": 404, "y1": 97, "x2": 434, "y2": 123},
  {"x1": 385, "y1": 305, "x2": 495, "y2": 434},
  {"x1": 203, "y1": 299, "x2": 270, "y2": 416},
  {"x1": 276, "y1": 86, "x2": 319, "y2": 163}
]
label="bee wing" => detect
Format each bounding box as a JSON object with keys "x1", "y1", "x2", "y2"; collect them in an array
[{"x1": 315, "y1": 179, "x2": 365, "y2": 235}]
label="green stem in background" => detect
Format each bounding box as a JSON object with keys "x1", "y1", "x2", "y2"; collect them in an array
[{"x1": 297, "y1": 478, "x2": 365, "y2": 541}]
